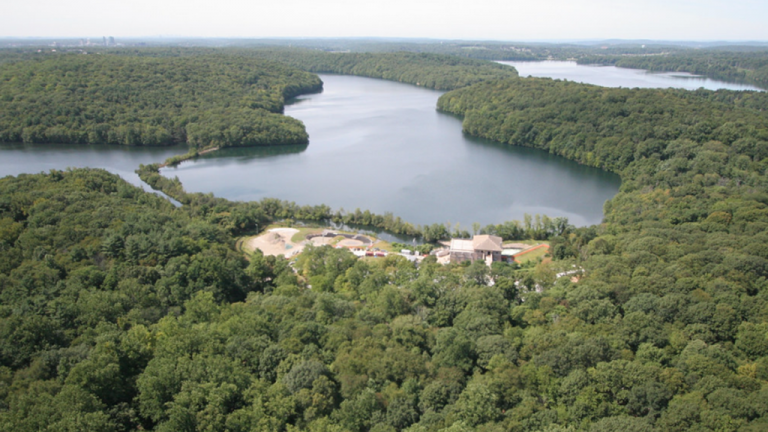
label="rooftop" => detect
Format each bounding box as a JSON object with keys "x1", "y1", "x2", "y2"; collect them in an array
[
  {"x1": 471, "y1": 235, "x2": 503, "y2": 252},
  {"x1": 449, "y1": 238, "x2": 475, "y2": 253},
  {"x1": 449, "y1": 235, "x2": 503, "y2": 253}
]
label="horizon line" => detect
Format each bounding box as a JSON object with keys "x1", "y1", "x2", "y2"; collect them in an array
[{"x1": 1, "y1": 36, "x2": 768, "y2": 44}]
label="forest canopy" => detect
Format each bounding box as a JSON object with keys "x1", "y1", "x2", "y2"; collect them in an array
[
  {"x1": 438, "y1": 77, "x2": 768, "y2": 175},
  {"x1": 100, "y1": 48, "x2": 520, "y2": 91},
  {"x1": 0, "y1": 54, "x2": 322, "y2": 148},
  {"x1": 0, "y1": 49, "x2": 519, "y2": 148},
  {"x1": 238, "y1": 50, "x2": 519, "y2": 90},
  {"x1": 2, "y1": 46, "x2": 768, "y2": 431}
]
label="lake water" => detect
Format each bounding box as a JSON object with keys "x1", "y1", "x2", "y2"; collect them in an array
[
  {"x1": 500, "y1": 61, "x2": 764, "y2": 91},
  {"x1": 0, "y1": 142, "x2": 187, "y2": 188},
  {"x1": 164, "y1": 74, "x2": 620, "y2": 228},
  {"x1": 2, "y1": 63, "x2": 756, "y2": 229}
]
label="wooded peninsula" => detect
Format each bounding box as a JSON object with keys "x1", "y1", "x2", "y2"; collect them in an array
[{"x1": 0, "y1": 55, "x2": 322, "y2": 147}]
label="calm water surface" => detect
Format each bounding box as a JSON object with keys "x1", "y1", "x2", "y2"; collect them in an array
[
  {"x1": 4, "y1": 65, "x2": 755, "y2": 228},
  {"x1": 500, "y1": 61, "x2": 764, "y2": 91},
  {"x1": 0, "y1": 142, "x2": 187, "y2": 195},
  {"x1": 164, "y1": 75, "x2": 621, "y2": 228}
]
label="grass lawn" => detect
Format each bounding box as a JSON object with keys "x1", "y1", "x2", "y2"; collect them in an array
[
  {"x1": 514, "y1": 244, "x2": 550, "y2": 264},
  {"x1": 504, "y1": 239, "x2": 547, "y2": 246},
  {"x1": 373, "y1": 240, "x2": 396, "y2": 252},
  {"x1": 290, "y1": 227, "x2": 323, "y2": 243}
]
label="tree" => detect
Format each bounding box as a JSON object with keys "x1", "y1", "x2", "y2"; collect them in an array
[{"x1": 451, "y1": 382, "x2": 501, "y2": 426}]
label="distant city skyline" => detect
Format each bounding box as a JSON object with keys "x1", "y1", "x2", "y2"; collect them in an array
[{"x1": 4, "y1": 0, "x2": 767, "y2": 41}]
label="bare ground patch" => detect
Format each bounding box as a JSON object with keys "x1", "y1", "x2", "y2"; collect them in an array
[{"x1": 244, "y1": 228, "x2": 304, "y2": 257}]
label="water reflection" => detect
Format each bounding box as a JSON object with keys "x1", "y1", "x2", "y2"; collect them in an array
[
  {"x1": 0, "y1": 142, "x2": 187, "y2": 187},
  {"x1": 196, "y1": 144, "x2": 310, "y2": 162},
  {"x1": 0, "y1": 142, "x2": 188, "y2": 205}
]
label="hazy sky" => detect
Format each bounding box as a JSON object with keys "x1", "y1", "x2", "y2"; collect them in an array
[{"x1": 3, "y1": 0, "x2": 767, "y2": 41}]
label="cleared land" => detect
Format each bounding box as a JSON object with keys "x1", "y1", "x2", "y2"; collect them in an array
[
  {"x1": 243, "y1": 228, "x2": 302, "y2": 257},
  {"x1": 243, "y1": 227, "x2": 374, "y2": 257}
]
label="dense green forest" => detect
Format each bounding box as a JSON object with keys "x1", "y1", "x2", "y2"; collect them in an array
[
  {"x1": 4, "y1": 132, "x2": 768, "y2": 431},
  {"x1": 0, "y1": 49, "x2": 518, "y2": 148},
  {"x1": 4, "y1": 75, "x2": 768, "y2": 430},
  {"x1": 3, "y1": 44, "x2": 768, "y2": 431},
  {"x1": 437, "y1": 78, "x2": 768, "y2": 173},
  {"x1": 0, "y1": 54, "x2": 322, "y2": 147},
  {"x1": 100, "y1": 48, "x2": 519, "y2": 91},
  {"x1": 241, "y1": 50, "x2": 518, "y2": 91},
  {"x1": 0, "y1": 168, "x2": 568, "y2": 431},
  {"x1": 441, "y1": 78, "x2": 768, "y2": 430},
  {"x1": 256, "y1": 41, "x2": 767, "y2": 90},
  {"x1": 578, "y1": 50, "x2": 768, "y2": 90}
]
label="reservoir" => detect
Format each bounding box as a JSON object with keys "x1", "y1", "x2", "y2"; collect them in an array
[
  {"x1": 165, "y1": 74, "x2": 620, "y2": 228},
  {"x1": 2, "y1": 63, "x2": 756, "y2": 229}
]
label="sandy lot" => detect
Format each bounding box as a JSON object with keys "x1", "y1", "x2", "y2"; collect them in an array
[
  {"x1": 309, "y1": 236, "x2": 335, "y2": 246},
  {"x1": 244, "y1": 228, "x2": 304, "y2": 257},
  {"x1": 244, "y1": 228, "x2": 376, "y2": 258},
  {"x1": 337, "y1": 239, "x2": 364, "y2": 247}
]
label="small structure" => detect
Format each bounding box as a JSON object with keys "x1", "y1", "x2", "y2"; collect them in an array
[
  {"x1": 501, "y1": 248, "x2": 521, "y2": 263},
  {"x1": 449, "y1": 235, "x2": 503, "y2": 265}
]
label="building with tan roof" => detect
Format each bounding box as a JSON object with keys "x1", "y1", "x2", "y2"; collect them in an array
[{"x1": 449, "y1": 234, "x2": 503, "y2": 265}]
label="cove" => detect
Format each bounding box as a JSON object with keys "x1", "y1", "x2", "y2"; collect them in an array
[
  {"x1": 163, "y1": 74, "x2": 622, "y2": 228},
  {"x1": 0, "y1": 141, "x2": 187, "y2": 189}
]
